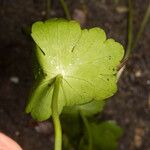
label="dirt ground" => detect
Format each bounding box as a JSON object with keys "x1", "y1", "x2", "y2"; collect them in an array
[{"x1": 0, "y1": 0, "x2": 149, "y2": 150}]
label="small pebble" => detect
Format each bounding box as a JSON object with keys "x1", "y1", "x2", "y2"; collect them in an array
[
  {"x1": 133, "y1": 127, "x2": 144, "y2": 148},
  {"x1": 10, "y1": 77, "x2": 19, "y2": 84},
  {"x1": 35, "y1": 121, "x2": 52, "y2": 135},
  {"x1": 41, "y1": 10, "x2": 46, "y2": 16},
  {"x1": 146, "y1": 80, "x2": 150, "y2": 85},
  {"x1": 15, "y1": 131, "x2": 20, "y2": 136},
  {"x1": 135, "y1": 70, "x2": 142, "y2": 77},
  {"x1": 73, "y1": 9, "x2": 87, "y2": 26},
  {"x1": 116, "y1": 6, "x2": 128, "y2": 14}
]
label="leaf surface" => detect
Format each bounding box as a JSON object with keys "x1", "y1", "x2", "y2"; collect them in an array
[{"x1": 26, "y1": 19, "x2": 124, "y2": 121}]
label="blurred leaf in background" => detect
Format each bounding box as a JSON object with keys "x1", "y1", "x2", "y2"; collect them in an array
[{"x1": 80, "y1": 121, "x2": 123, "y2": 150}]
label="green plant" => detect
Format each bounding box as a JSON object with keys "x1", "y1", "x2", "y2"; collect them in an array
[
  {"x1": 25, "y1": 18, "x2": 124, "y2": 150},
  {"x1": 62, "y1": 101, "x2": 123, "y2": 150}
]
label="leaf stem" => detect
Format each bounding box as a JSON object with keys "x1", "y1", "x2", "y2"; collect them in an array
[
  {"x1": 125, "y1": 0, "x2": 133, "y2": 59},
  {"x1": 117, "y1": 2, "x2": 150, "y2": 80},
  {"x1": 52, "y1": 74, "x2": 63, "y2": 150},
  {"x1": 46, "y1": 0, "x2": 51, "y2": 19},
  {"x1": 59, "y1": 0, "x2": 71, "y2": 20},
  {"x1": 80, "y1": 111, "x2": 92, "y2": 150},
  {"x1": 132, "y1": 4, "x2": 150, "y2": 50}
]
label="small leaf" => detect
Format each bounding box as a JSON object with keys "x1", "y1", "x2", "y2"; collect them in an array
[
  {"x1": 26, "y1": 18, "x2": 124, "y2": 121},
  {"x1": 81, "y1": 121, "x2": 123, "y2": 150}
]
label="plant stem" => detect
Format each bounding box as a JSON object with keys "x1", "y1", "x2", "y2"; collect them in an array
[
  {"x1": 46, "y1": 0, "x2": 51, "y2": 19},
  {"x1": 125, "y1": 0, "x2": 133, "y2": 59},
  {"x1": 118, "y1": 2, "x2": 150, "y2": 80},
  {"x1": 59, "y1": 0, "x2": 71, "y2": 20},
  {"x1": 80, "y1": 111, "x2": 92, "y2": 150},
  {"x1": 132, "y1": 4, "x2": 150, "y2": 50},
  {"x1": 52, "y1": 74, "x2": 63, "y2": 150},
  {"x1": 117, "y1": 0, "x2": 133, "y2": 79}
]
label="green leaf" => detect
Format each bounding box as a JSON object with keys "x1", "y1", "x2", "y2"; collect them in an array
[
  {"x1": 81, "y1": 121, "x2": 123, "y2": 150},
  {"x1": 26, "y1": 18, "x2": 124, "y2": 121},
  {"x1": 63, "y1": 100, "x2": 105, "y2": 116},
  {"x1": 26, "y1": 74, "x2": 55, "y2": 120},
  {"x1": 61, "y1": 113, "x2": 82, "y2": 149}
]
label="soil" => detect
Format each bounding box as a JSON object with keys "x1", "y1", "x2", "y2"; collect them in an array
[{"x1": 0, "y1": 0, "x2": 149, "y2": 150}]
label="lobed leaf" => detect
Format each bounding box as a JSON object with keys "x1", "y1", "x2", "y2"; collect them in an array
[{"x1": 26, "y1": 19, "x2": 124, "y2": 121}]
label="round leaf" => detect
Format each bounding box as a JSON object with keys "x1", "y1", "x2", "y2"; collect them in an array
[{"x1": 26, "y1": 19, "x2": 124, "y2": 121}]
